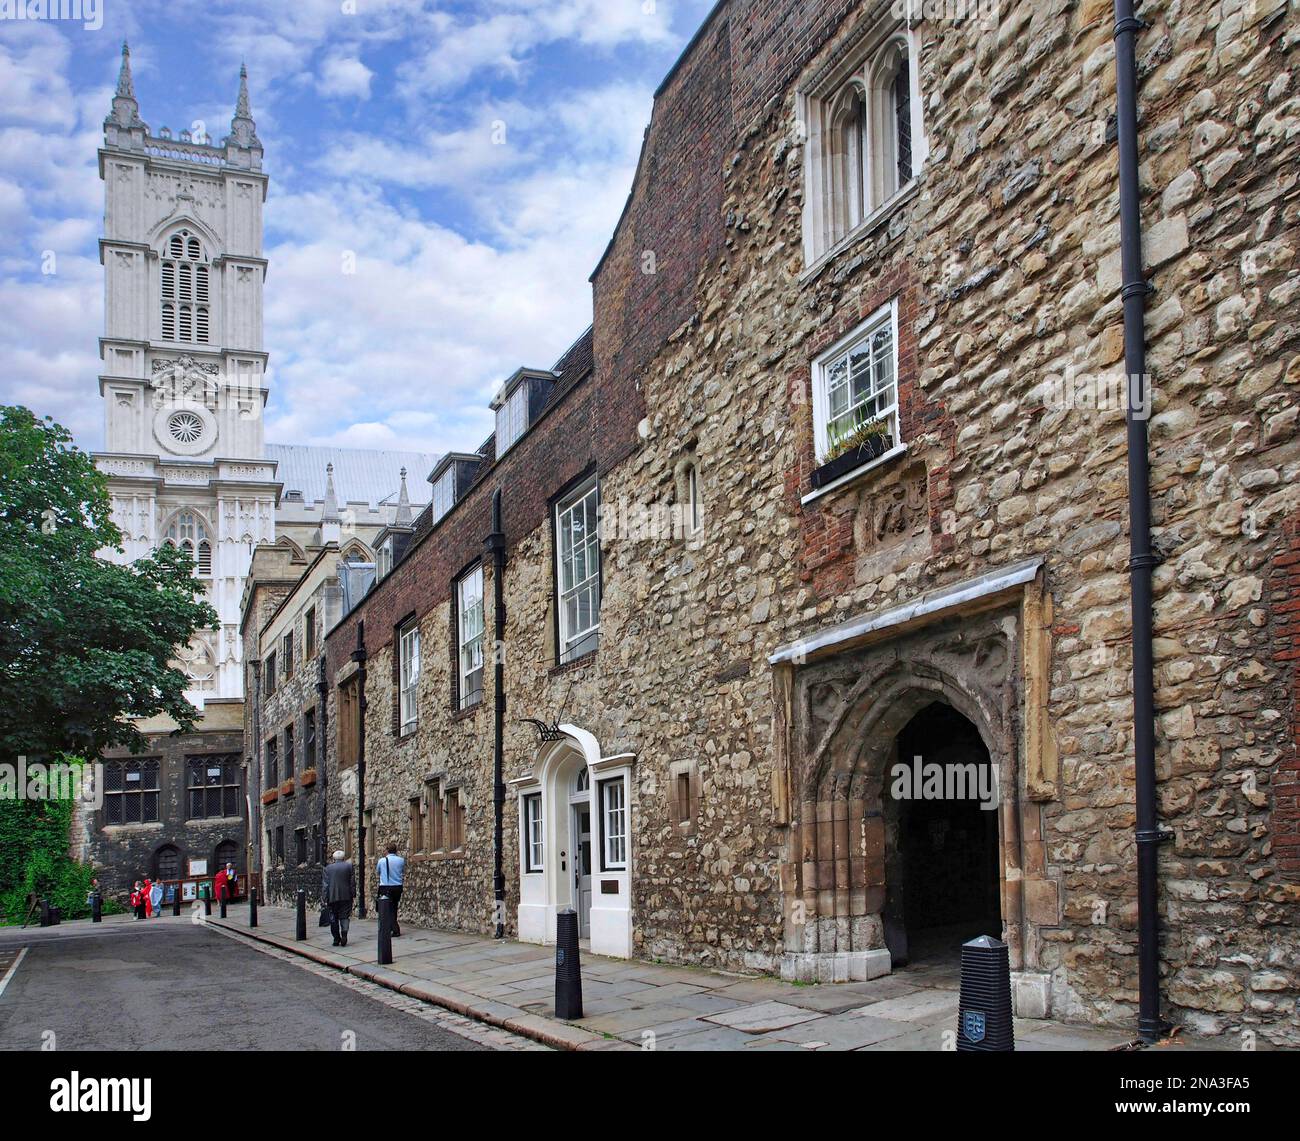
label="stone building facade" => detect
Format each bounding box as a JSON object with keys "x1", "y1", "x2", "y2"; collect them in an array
[
  {"x1": 245, "y1": 546, "x2": 348, "y2": 905},
  {"x1": 306, "y1": 0, "x2": 1298, "y2": 1045},
  {"x1": 82, "y1": 703, "x2": 245, "y2": 901}
]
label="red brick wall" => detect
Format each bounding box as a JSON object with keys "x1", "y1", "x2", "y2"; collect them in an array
[
  {"x1": 726, "y1": 0, "x2": 862, "y2": 130},
  {"x1": 325, "y1": 347, "x2": 631, "y2": 686},
  {"x1": 590, "y1": 10, "x2": 732, "y2": 438},
  {"x1": 786, "y1": 266, "x2": 955, "y2": 601},
  {"x1": 1270, "y1": 509, "x2": 1300, "y2": 877}
]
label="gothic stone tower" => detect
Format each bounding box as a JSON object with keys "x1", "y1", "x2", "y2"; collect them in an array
[{"x1": 94, "y1": 44, "x2": 279, "y2": 705}]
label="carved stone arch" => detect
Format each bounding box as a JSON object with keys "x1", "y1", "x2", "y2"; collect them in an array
[
  {"x1": 149, "y1": 213, "x2": 220, "y2": 255},
  {"x1": 803, "y1": 649, "x2": 1008, "y2": 805},
  {"x1": 339, "y1": 539, "x2": 372, "y2": 563},
  {"x1": 781, "y1": 611, "x2": 1019, "y2": 984}
]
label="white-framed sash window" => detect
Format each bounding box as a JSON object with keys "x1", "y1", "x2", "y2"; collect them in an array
[
  {"x1": 813, "y1": 299, "x2": 900, "y2": 464},
  {"x1": 432, "y1": 467, "x2": 454, "y2": 521},
  {"x1": 556, "y1": 479, "x2": 600, "y2": 663},
  {"x1": 599, "y1": 777, "x2": 627, "y2": 871},
  {"x1": 457, "y1": 564, "x2": 484, "y2": 709},
  {"x1": 496, "y1": 384, "x2": 528, "y2": 456},
  {"x1": 524, "y1": 793, "x2": 544, "y2": 872},
  {"x1": 398, "y1": 621, "x2": 420, "y2": 733}
]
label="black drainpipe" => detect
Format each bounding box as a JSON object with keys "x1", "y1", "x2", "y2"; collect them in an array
[
  {"x1": 316, "y1": 655, "x2": 329, "y2": 868},
  {"x1": 352, "y1": 620, "x2": 368, "y2": 918},
  {"x1": 487, "y1": 489, "x2": 507, "y2": 939},
  {"x1": 1114, "y1": 0, "x2": 1164, "y2": 1044}
]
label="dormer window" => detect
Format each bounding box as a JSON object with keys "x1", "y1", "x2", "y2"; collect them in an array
[
  {"x1": 377, "y1": 539, "x2": 393, "y2": 579},
  {"x1": 491, "y1": 369, "x2": 556, "y2": 459},
  {"x1": 431, "y1": 467, "x2": 454, "y2": 522},
  {"x1": 495, "y1": 383, "x2": 528, "y2": 456}
]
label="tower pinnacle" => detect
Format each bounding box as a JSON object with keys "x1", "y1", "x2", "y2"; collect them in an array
[
  {"x1": 105, "y1": 41, "x2": 144, "y2": 131},
  {"x1": 227, "y1": 61, "x2": 261, "y2": 150}
]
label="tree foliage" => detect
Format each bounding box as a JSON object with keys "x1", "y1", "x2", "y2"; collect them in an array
[{"x1": 0, "y1": 406, "x2": 217, "y2": 758}]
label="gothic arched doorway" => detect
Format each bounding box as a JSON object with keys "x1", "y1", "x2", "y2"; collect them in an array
[{"x1": 883, "y1": 701, "x2": 1001, "y2": 967}]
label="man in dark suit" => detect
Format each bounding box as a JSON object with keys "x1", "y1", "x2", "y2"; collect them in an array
[{"x1": 321, "y1": 850, "x2": 355, "y2": 947}]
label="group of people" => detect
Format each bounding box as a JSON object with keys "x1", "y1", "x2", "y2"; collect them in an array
[
  {"x1": 129, "y1": 878, "x2": 163, "y2": 918},
  {"x1": 127, "y1": 862, "x2": 238, "y2": 918},
  {"x1": 320, "y1": 841, "x2": 405, "y2": 947}
]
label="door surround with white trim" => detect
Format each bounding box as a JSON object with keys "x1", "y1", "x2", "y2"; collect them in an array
[{"x1": 512, "y1": 724, "x2": 635, "y2": 959}]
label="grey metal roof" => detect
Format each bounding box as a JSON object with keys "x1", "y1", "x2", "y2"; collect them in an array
[{"x1": 266, "y1": 444, "x2": 439, "y2": 509}]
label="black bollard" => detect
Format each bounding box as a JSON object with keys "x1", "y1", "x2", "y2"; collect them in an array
[
  {"x1": 249, "y1": 887, "x2": 258, "y2": 928},
  {"x1": 39, "y1": 898, "x2": 51, "y2": 928},
  {"x1": 295, "y1": 889, "x2": 307, "y2": 941},
  {"x1": 172, "y1": 890, "x2": 181, "y2": 917},
  {"x1": 220, "y1": 894, "x2": 227, "y2": 919},
  {"x1": 956, "y1": 934, "x2": 1015, "y2": 1052},
  {"x1": 203, "y1": 893, "x2": 211, "y2": 917},
  {"x1": 554, "y1": 907, "x2": 583, "y2": 1020},
  {"x1": 91, "y1": 892, "x2": 102, "y2": 923},
  {"x1": 377, "y1": 896, "x2": 394, "y2": 965}
]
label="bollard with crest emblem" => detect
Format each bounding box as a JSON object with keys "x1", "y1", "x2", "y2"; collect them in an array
[{"x1": 956, "y1": 935, "x2": 1014, "y2": 1051}]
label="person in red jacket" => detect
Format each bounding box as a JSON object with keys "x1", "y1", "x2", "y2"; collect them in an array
[
  {"x1": 130, "y1": 881, "x2": 145, "y2": 919},
  {"x1": 142, "y1": 878, "x2": 154, "y2": 918},
  {"x1": 213, "y1": 865, "x2": 229, "y2": 906}
]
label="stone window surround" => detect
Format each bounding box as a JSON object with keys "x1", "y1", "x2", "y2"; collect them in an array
[
  {"x1": 671, "y1": 444, "x2": 704, "y2": 540},
  {"x1": 668, "y1": 759, "x2": 701, "y2": 836},
  {"x1": 412, "y1": 773, "x2": 467, "y2": 860},
  {"x1": 798, "y1": 10, "x2": 928, "y2": 270}
]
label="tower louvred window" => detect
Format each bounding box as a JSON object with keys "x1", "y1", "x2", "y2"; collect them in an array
[
  {"x1": 164, "y1": 511, "x2": 212, "y2": 578},
  {"x1": 161, "y1": 229, "x2": 210, "y2": 344}
]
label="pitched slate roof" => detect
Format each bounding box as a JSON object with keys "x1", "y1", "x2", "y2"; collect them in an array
[{"x1": 266, "y1": 444, "x2": 439, "y2": 509}]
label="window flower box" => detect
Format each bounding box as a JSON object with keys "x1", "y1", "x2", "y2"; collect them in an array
[
  {"x1": 811, "y1": 429, "x2": 894, "y2": 490},
  {"x1": 279, "y1": 779, "x2": 295, "y2": 797},
  {"x1": 260, "y1": 789, "x2": 278, "y2": 806},
  {"x1": 300, "y1": 768, "x2": 317, "y2": 788}
]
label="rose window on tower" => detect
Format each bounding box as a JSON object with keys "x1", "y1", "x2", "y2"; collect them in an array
[{"x1": 168, "y1": 409, "x2": 205, "y2": 445}]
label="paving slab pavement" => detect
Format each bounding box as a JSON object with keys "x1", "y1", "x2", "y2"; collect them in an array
[{"x1": 207, "y1": 905, "x2": 1155, "y2": 1053}]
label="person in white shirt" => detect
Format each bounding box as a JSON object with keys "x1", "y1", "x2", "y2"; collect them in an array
[{"x1": 377, "y1": 842, "x2": 406, "y2": 937}]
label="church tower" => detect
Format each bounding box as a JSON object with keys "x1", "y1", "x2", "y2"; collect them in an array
[{"x1": 94, "y1": 44, "x2": 280, "y2": 705}]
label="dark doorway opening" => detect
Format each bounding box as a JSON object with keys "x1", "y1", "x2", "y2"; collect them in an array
[{"x1": 884, "y1": 701, "x2": 1000, "y2": 967}]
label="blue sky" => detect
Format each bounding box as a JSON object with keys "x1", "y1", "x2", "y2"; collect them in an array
[{"x1": 0, "y1": 0, "x2": 716, "y2": 456}]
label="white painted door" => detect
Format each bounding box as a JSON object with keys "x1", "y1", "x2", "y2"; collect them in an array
[{"x1": 573, "y1": 805, "x2": 591, "y2": 939}]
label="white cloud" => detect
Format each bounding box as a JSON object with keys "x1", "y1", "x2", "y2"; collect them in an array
[
  {"x1": 0, "y1": 0, "x2": 714, "y2": 459},
  {"x1": 317, "y1": 55, "x2": 374, "y2": 101},
  {"x1": 396, "y1": 1, "x2": 679, "y2": 98}
]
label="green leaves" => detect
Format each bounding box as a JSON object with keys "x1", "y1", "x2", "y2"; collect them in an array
[{"x1": 0, "y1": 406, "x2": 217, "y2": 759}]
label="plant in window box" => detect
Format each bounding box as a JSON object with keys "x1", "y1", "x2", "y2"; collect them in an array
[
  {"x1": 279, "y1": 778, "x2": 295, "y2": 797},
  {"x1": 260, "y1": 788, "x2": 278, "y2": 805},
  {"x1": 300, "y1": 767, "x2": 317, "y2": 788},
  {"x1": 811, "y1": 417, "x2": 894, "y2": 489}
]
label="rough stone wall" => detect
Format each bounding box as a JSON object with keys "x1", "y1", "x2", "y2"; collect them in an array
[
  {"x1": 644, "y1": 0, "x2": 1297, "y2": 1040},
  {"x1": 316, "y1": 0, "x2": 1299, "y2": 1043}
]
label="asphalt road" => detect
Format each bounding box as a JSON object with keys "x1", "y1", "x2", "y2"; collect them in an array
[{"x1": 0, "y1": 918, "x2": 506, "y2": 1051}]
